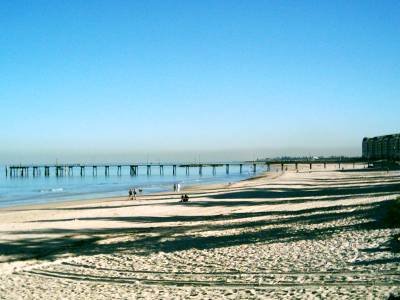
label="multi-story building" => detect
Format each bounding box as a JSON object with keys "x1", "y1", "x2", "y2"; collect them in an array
[{"x1": 362, "y1": 134, "x2": 400, "y2": 160}]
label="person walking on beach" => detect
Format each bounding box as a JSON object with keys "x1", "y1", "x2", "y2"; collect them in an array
[
  {"x1": 177, "y1": 183, "x2": 181, "y2": 192},
  {"x1": 133, "y1": 188, "x2": 137, "y2": 200},
  {"x1": 173, "y1": 183, "x2": 177, "y2": 192},
  {"x1": 128, "y1": 188, "x2": 133, "y2": 200}
]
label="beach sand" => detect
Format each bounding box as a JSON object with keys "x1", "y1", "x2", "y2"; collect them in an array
[{"x1": 0, "y1": 164, "x2": 399, "y2": 299}]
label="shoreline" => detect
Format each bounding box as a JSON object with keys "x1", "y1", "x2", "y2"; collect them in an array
[
  {"x1": 0, "y1": 170, "x2": 273, "y2": 212},
  {"x1": 0, "y1": 169, "x2": 271, "y2": 212},
  {"x1": 2, "y1": 161, "x2": 365, "y2": 212},
  {"x1": 1, "y1": 164, "x2": 399, "y2": 298}
]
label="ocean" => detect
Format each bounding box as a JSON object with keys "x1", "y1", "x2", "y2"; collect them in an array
[{"x1": 0, "y1": 164, "x2": 268, "y2": 208}]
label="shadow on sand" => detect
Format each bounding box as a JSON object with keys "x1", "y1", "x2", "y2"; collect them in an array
[
  {"x1": 1, "y1": 177, "x2": 399, "y2": 270},
  {"x1": 1, "y1": 202, "x2": 399, "y2": 264}
]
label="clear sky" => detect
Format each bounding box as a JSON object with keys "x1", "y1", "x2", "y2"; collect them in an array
[{"x1": 0, "y1": 1, "x2": 399, "y2": 163}]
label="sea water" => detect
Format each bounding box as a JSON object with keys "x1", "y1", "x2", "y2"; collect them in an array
[{"x1": 0, "y1": 164, "x2": 267, "y2": 208}]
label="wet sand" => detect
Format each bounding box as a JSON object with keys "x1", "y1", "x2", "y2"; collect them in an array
[{"x1": 0, "y1": 164, "x2": 399, "y2": 299}]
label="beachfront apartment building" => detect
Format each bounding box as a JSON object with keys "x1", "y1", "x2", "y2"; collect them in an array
[{"x1": 362, "y1": 134, "x2": 400, "y2": 161}]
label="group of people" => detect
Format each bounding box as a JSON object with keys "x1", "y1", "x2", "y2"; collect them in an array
[
  {"x1": 128, "y1": 184, "x2": 189, "y2": 203},
  {"x1": 174, "y1": 183, "x2": 189, "y2": 203},
  {"x1": 128, "y1": 188, "x2": 137, "y2": 200},
  {"x1": 180, "y1": 194, "x2": 189, "y2": 202}
]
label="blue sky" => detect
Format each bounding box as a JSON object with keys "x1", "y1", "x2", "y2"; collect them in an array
[{"x1": 0, "y1": 1, "x2": 399, "y2": 163}]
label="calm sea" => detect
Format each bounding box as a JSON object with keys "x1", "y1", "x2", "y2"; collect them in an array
[{"x1": 0, "y1": 164, "x2": 268, "y2": 208}]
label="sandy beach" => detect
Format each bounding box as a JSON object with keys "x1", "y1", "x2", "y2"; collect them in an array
[{"x1": 0, "y1": 164, "x2": 399, "y2": 299}]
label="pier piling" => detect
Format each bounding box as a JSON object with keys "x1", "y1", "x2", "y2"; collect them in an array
[
  {"x1": 147, "y1": 165, "x2": 151, "y2": 176},
  {"x1": 172, "y1": 165, "x2": 176, "y2": 176},
  {"x1": 160, "y1": 165, "x2": 164, "y2": 175},
  {"x1": 130, "y1": 165, "x2": 138, "y2": 176}
]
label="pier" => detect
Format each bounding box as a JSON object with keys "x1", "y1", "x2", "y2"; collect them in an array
[{"x1": 5, "y1": 158, "x2": 366, "y2": 178}]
